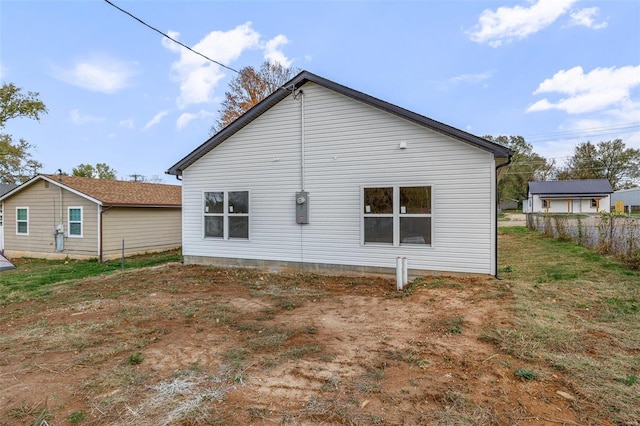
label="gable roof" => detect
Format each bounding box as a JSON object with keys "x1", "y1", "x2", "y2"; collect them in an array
[
  {"x1": 167, "y1": 70, "x2": 513, "y2": 176},
  {"x1": 528, "y1": 179, "x2": 613, "y2": 197},
  {"x1": 0, "y1": 175, "x2": 181, "y2": 207}
]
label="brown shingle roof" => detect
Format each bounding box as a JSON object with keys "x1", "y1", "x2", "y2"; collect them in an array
[{"x1": 43, "y1": 175, "x2": 181, "y2": 207}]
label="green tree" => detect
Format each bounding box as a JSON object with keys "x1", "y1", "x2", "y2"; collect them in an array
[
  {"x1": 0, "y1": 83, "x2": 47, "y2": 184},
  {"x1": 559, "y1": 139, "x2": 640, "y2": 190},
  {"x1": 72, "y1": 163, "x2": 117, "y2": 179},
  {"x1": 212, "y1": 61, "x2": 297, "y2": 133},
  {"x1": 484, "y1": 135, "x2": 554, "y2": 206}
]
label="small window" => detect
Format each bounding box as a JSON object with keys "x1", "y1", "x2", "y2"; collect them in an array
[
  {"x1": 364, "y1": 187, "x2": 393, "y2": 244},
  {"x1": 68, "y1": 207, "x2": 83, "y2": 237},
  {"x1": 590, "y1": 199, "x2": 597, "y2": 208},
  {"x1": 542, "y1": 199, "x2": 549, "y2": 208},
  {"x1": 204, "y1": 191, "x2": 249, "y2": 239},
  {"x1": 16, "y1": 207, "x2": 28, "y2": 235}
]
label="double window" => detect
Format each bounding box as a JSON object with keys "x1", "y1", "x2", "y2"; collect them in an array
[
  {"x1": 68, "y1": 207, "x2": 83, "y2": 237},
  {"x1": 16, "y1": 207, "x2": 28, "y2": 235},
  {"x1": 363, "y1": 186, "x2": 432, "y2": 246},
  {"x1": 204, "y1": 191, "x2": 249, "y2": 239}
]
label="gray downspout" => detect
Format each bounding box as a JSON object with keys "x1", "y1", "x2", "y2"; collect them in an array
[{"x1": 495, "y1": 154, "x2": 512, "y2": 279}]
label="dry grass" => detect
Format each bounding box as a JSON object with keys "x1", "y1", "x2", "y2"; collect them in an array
[{"x1": 497, "y1": 227, "x2": 640, "y2": 425}]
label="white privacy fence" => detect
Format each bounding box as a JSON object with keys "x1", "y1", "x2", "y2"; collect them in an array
[{"x1": 526, "y1": 213, "x2": 640, "y2": 268}]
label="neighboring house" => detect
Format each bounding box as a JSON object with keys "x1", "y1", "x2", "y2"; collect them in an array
[
  {"x1": 167, "y1": 71, "x2": 512, "y2": 276},
  {"x1": 0, "y1": 174, "x2": 181, "y2": 260},
  {"x1": 611, "y1": 187, "x2": 640, "y2": 213},
  {"x1": 524, "y1": 180, "x2": 613, "y2": 214},
  {"x1": 0, "y1": 183, "x2": 19, "y2": 253}
]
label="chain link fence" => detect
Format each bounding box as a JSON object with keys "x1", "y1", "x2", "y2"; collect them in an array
[{"x1": 526, "y1": 213, "x2": 640, "y2": 268}]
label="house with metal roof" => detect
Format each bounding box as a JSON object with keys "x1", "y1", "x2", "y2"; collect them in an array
[
  {"x1": 0, "y1": 174, "x2": 181, "y2": 261},
  {"x1": 523, "y1": 179, "x2": 613, "y2": 214},
  {"x1": 167, "y1": 71, "x2": 512, "y2": 276},
  {"x1": 611, "y1": 187, "x2": 640, "y2": 213}
]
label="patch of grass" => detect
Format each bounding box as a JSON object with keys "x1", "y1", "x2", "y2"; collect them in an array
[
  {"x1": 280, "y1": 344, "x2": 321, "y2": 360},
  {"x1": 514, "y1": 369, "x2": 537, "y2": 380},
  {"x1": 127, "y1": 352, "x2": 144, "y2": 365},
  {"x1": 67, "y1": 410, "x2": 87, "y2": 424},
  {"x1": 0, "y1": 249, "x2": 181, "y2": 303},
  {"x1": 616, "y1": 373, "x2": 638, "y2": 386},
  {"x1": 433, "y1": 391, "x2": 499, "y2": 425},
  {"x1": 246, "y1": 328, "x2": 290, "y2": 350},
  {"x1": 498, "y1": 227, "x2": 640, "y2": 424}
]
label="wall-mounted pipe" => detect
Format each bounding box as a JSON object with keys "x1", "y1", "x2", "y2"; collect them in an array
[{"x1": 295, "y1": 90, "x2": 305, "y2": 191}]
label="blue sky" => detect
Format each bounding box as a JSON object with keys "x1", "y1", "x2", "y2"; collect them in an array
[{"x1": 1, "y1": 0, "x2": 638, "y2": 182}]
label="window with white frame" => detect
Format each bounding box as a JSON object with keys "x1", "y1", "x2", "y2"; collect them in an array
[
  {"x1": 16, "y1": 207, "x2": 28, "y2": 235},
  {"x1": 363, "y1": 186, "x2": 432, "y2": 246},
  {"x1": 204, "y1": 191, "x2": 249, "y2": 239},
  {"x1": 590, "y1": 199, "x2": 597, "y2": 208},
  {"x1": 68, "y1": 207, "x2": 83, "y2": 237},
  {"x1": 542, "y1": 199, "x2": 549, "y2": 209}
]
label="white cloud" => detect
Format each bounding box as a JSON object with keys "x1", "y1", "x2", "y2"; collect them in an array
[
  {"x1": 263, "y1": 35, "x2": 292, "y2": 67},
  {"x1": 449, "y1": 71, "x2": 493, "y2": 84},
  {"x1": 163, "y1": 23, "x2": 261, "y2": 108},
  {"x1": 143, "y1": 110, "x2": 169, "y2": 130},
  {"x1": 163, "y1": 22, "x2": 292, "y2": 108},
  {"x1": 53, "y1": 54, "x2": 137, "y2": 94},
  {"x1": 70, "y1": 109, "x2": 106, "y2": 125},
  {"x1": 176, "y1": 110, "x2": 216, "y2": 129},
  {"x1": 527, "y1": 65, "x2": 640, "y2": 114},
  {"x1": 468, "y1": 0, "x2": 576, "y2": 47},
  {"x1": 569, "y1": 7, "x2": 608, "y2": 29},
  {"x1": 119, "y1": 118, "x2": 134, "y2": 129}
]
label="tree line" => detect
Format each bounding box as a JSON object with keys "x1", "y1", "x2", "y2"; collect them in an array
[{"x1": 488, "y1": 135, "x2": 640, "y2": 206}]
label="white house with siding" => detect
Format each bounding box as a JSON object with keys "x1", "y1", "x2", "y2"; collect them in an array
[
  {"x1": 0, "y1": 175, "x2": 181, "y2": 261},
  {"x1": 524, "y1": 180, "x2": 613, "y2": 214},
  {"x1": 167, "y1": 71, "x2": 512, "y2": 276}
]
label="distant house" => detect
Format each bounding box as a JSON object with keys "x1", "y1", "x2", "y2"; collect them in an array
[
  {"x1": 0, "y1": 174, "x2": 181, "y2": 260},
  {"x1": 167, "y1": 71, "x2": 513, "y2": 276},
  {"x1": 524, "y1": 180, "x2": 613, "y2": 214},
  {"x1": 611, "y1": 187, "x2": 640, "y2": 213},
  {"x1": 0, "y1": 183, "x2": 19, "y2": 253}
]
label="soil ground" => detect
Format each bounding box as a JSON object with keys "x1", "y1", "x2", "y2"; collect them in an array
[{"x1": 1, "y1": 264, "x2": 583, "y2": 425}]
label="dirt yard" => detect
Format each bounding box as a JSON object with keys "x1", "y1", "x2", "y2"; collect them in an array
[{"x1": 1, "y1": 264, "x2": 582, "y2": 425}]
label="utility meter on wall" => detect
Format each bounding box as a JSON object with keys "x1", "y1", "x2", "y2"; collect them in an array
[{"x1": 296, "y1": 191, "x2": 309, "y2": 224}]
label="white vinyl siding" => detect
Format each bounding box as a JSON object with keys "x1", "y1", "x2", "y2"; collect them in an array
[
  {"x1": 181, "y1": 82, "x2": 496, "y2": 274},
  {"x1": 68, "y1": 206, "x2": 83, "y2": 237}
]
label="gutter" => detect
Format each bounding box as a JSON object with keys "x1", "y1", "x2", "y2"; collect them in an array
[{"x1": 494, "y1": 154, "x2": 513, "y2": 279}]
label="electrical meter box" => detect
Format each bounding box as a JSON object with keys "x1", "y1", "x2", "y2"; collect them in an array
[{"x1": 296, "y1": 191, "x2": 309, "y2": 224}]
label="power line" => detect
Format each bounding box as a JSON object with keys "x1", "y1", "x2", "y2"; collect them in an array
[
  {"x1": 103, "y1": 0, "x2": 241, "y2": 76},
  {"x1": 522, "y1": 122, "x2": 639, "y2": 140}
]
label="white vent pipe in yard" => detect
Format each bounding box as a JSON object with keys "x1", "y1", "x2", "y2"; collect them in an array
[
  {"x1": 396, "y1": 257, "x2": 409, "y2": 291},
  {"x1": 402, "y1": 257, "x2": 408, "y2": 286}
]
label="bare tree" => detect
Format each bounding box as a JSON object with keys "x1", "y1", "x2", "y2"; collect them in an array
[{"x1": 212, "y1": 61, "x2": 297, "y2": 134}]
